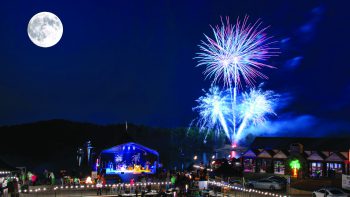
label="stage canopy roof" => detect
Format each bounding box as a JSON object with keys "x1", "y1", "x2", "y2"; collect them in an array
[{"x1": 101, "y1": 142, "x2": 159, "y2": 156}]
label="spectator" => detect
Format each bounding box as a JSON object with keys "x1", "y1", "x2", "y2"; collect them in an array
[
  {"x1": 96, "y1": 177, "x2": 102, "y2": 196},
  {"x1": 165, "y1": 172, "x2": 170, "y2": 190},
  {"x1": 157, "y1": 188, "x2": 167, "y2": 197},
  {"x1": 170, "y1": 175, "x2": 176, "y2": 188},
  {"x1": 101, "y1": 175, "x2": 106, "y2": 185},
  {"x1": 7, "y1": 180, "x2": 14, "y2": 197},
  {"x1": 13, "y1": 178, "x2": 19, "y2": 197},
  {"x1": 0, "y1": 178, "x2": 4, "y2": 197},
  {"x1": 49, "y1": 172, "x2": 55, "y2": 185},
  {"x1": 27, "y1": 172, "x2": 32, "y2": 185},
  {"x1": 130, "y1": 178, "x2": 135, "y2": 193},
  {"x1": 31, "y1": 174, "x2": 37, "y2": 186},
  {"x1": 43, "y1": 170, "x2": 49, "y2": 185},
  {"x1": 60, "y1": 176, "x2": 64, "y2": 186},
  {"x1": 73, "y1": 177, "x2": 80, "y2": 186}
]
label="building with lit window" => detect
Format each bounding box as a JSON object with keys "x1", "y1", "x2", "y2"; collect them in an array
[{"x1": 242, "y1": 137, "x2": 350, "y2": 178}]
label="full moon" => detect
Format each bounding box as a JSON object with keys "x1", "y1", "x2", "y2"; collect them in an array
[{"x1": 27, "y1": 12, "x2": 63, "y2": 48}]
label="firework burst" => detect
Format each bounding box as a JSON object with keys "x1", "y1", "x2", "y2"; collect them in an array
[
  {"x1": 235, "y1": 88, "x2": 278, "y2": 142},
  {"x1": 196, "y1": 16, "x2": 278, "y2": 88},
  {"x1": 192, "y1": 86, "x2": 232, "y2": 142},
  {"x1": 191, "y1": 16, "x2": 280, "y2": 145}
]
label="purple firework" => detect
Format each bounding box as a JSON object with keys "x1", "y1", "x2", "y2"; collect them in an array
[{"x1": 196, "y1": 16, "x2": 278, "y2": 88}]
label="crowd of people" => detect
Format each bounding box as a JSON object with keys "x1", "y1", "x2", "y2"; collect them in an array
[
  {"x1": 0, "y1": 177, "x2": 19, "y2": 197},
  {"x1": 94, "y1": 169, "x2": 207, "y2": 196},
  {"x1": 18, "y1": 170, "x2": 56, "y2": 186},
  {"x1": 0, "y1": 169, "x2": 59, "y2": 197},
  {"x1": 0, "y1": 166, "x2": 210, "y2": 197}
]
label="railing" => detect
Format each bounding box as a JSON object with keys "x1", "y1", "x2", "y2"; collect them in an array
[
  {"x1": 12, "y1": 181, "x2": 292, "y2": 196},
  {"x1": 17, "y1": 181, "x2": 172, "y2": 196}
]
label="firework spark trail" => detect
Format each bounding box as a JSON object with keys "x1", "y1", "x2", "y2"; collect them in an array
[
  {"x1": 192, "y1": 86, "x2": 232, "y2": 142},
  {"x1": 235, "y1": 89, "x2": 278, "y2": 143}
]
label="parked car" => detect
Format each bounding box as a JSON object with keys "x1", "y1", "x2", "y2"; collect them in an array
[
  {"x1": 266, "y1": 176, "x2": 287, "y2": 185},
  {"x1": 246, "y1": 179, "x2": 284, "y2": 190},
  {"x1": 228, "y1": 179, "x2": 243, "y2": 187},
  {"x1": 312, "y1": 188, "x2": 348, "y2": 197}
]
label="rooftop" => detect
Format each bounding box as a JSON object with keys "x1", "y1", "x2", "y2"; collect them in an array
[{"x1": 250, "y1": 137, "x2": 350, "y2": 152}]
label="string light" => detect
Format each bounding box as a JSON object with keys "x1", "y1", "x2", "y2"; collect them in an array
[{"x1": 24, "y1": 182, "x2": 161, "y2": 193}]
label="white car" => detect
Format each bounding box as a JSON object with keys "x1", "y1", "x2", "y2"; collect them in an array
[
  {"x1": 312, "y1": 188, "x2": 348, "y2": 197},
  {"x1": 246, "y1": 179, "x2": 284, "y2": 190}
]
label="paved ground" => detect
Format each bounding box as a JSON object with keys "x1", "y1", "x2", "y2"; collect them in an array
[
  {"x1": 16, "y1": 186, "x2": 311, "y2": 197},
  {"x1": 17, "y1": 193, "x2": 312, "y2": 197},
  {"x1": 291, "y1": 178, "x2": 341, "y2": 191},
  {"x1": 18, "y1": 189, "x2": 307, "y2": 197},
  {"x1": 19, "y1": 194, "x2": 304, "y2": 197}
]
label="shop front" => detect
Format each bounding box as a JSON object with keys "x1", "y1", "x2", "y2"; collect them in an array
[
  {"x1": 242, "y1": 149, "x2": 287, "y2": 175},
  {"x1": 245, "y1": 137, "x2": 350, "y2": 178},
  {"x1": 309, "y1": 161, "x2": 323, "y2": 177},
  {"x1": 256, "y1": 150, "x2": 274, "y2": 173},
  {"x1": 325, "y1": 152, "x2": 346, "y2": 176},
  {"x1": 307, "y1": 151, "x2": 326, "y2": 177},
  {"x1": 242, "y1": 149, "x2": 260, "y2": 173},
  {"x1": 273, "y1": 150, "x2": 288, "y2": 175},
  {"x1": 243, "y1": 158, "x2": 255, "y2": 173}
]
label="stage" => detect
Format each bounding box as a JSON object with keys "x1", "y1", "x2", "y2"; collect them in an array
[
  {"x1": 98, "y1": 142, "x2": 159, "y2": 181},
  {"x1": 105, "y1": 166, "x2": 154, "y2": 175}
]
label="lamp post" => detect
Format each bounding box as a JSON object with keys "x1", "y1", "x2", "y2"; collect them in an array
[
  {"x1": 77, "y1": 148, "x2": 84, "y2": 167},
  {"x1": 179, "y1": 148, "x2": 185, "y2": 171}
]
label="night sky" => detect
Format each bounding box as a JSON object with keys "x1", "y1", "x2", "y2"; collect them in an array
[{"x1": 0, "y1": 1, "x2": 349, "y2": 136}]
